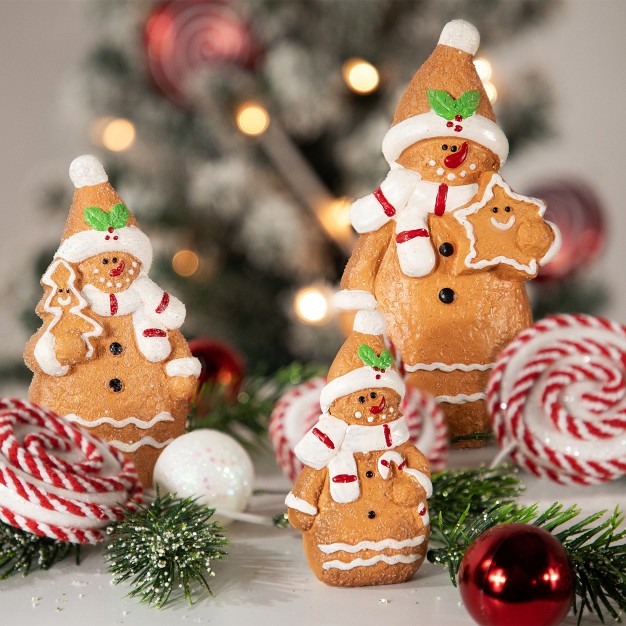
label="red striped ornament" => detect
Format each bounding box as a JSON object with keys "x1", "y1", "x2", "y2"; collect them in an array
[
  {"x1": 487, "y1": 314, "x2": 626, "y2": 485},
  {"x1": 0, "y1": 399, "x2": 142, "y2": 544},
  {"x1": 269, "y1": 377, "x2": 448, "y2": 482}
]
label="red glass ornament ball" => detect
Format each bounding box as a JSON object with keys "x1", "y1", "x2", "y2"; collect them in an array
[
  {"x1": 188, "y1": 338, "x2": 245, "y2": 391},
  {"x1": 458, "y1": 523, "x2": 574, "y2": 626}
]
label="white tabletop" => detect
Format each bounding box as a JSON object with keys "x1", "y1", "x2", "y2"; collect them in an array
[{"x1": 2, "y1": 445, "x2": 624, "y2": 626}]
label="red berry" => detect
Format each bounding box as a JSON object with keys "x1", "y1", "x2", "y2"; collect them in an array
[
  {"x1": 454, "y1": 125, "x2": 462, "y2": 132},
  {"x1": 381, "y1": 369, "x2": 386, "y2": 373},
  {"x1": 108, "y1": 227, "x2": 114, "y2": 233},
  {"x1": 113, "y1": 235, "x2": 119, "y2": 240},
  {"x1": 375, "y1": 374, "x2": 381, "y2": 380},
  {"x1": 105, "y1": 235, "x2": 110, "y2": 240},
  {"x1": 373, "y1": 366, "x2": 379, "y2": 371},
  {"x1": 446, "y1": 121, "x2": 454, "y2": 128},
  {"x1": 455, "y1": 115, "x2": 463, "y2": 122}
]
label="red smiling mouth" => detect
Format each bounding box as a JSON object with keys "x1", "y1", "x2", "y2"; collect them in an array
[
  {"x1": 369, "y1": 396, "x2": 386, "y2": 415},
  {"x1": 443, "y1": 141, "x2": 468, "y2": 169},
  {"x1": 109, "y1": 260, "x2": 125, "y2": 277}
]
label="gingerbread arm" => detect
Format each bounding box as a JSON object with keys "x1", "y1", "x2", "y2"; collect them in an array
[
  {"x1": 286, "y1": 465, "x2": 327, "y2": 531},
  {"x1": 164, "y1": 330, "x2": 201, "y2": 400}
]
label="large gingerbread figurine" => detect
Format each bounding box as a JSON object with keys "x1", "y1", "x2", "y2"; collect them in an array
[
  {"x1": 287, "y1": 310, "x2": 432, "y2": 587},
  {"x1": 335, "y1": 20, "x2": 560, "y2": 444},
  {"x1": 24, "y1": 155, "x2": 201, "y2": 485}
]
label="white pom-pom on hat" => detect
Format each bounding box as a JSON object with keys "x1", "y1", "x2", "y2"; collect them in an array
[
  {"x1": 438, "y1": 19, "x2": 480, "y2": 56},
  {"x1": 69, "y1": 155, "x2": 108, "y2": 189},
  {"x1": 353, "y1": 310, "x2": 386, "y2": 336}
]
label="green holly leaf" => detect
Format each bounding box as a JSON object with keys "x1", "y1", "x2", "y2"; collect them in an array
[
  {"x1": 109, "y1": 203, "x2": 130, "y2": 229},
  {"x1": 84, "y1": 206, "x2": 110, "y2": 231},
  {"x1": 456, "y1": 90, "x2": 479, "y2": 118},
  {"x1": 379, "y1": 350, "x2": 393, "y2": 370},
  {"x1": 427, "y1": 90, "x2": 457, "y2": 120},
  {"x1": 357, "y1": 344, "x2": 378, "y2": 367}
]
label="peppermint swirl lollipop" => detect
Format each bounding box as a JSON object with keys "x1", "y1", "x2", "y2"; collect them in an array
[
  {"x1": 0, "y1": 399, "x2": 143, "y2": 543},
  {"x1": 269, "y1": 376, "x2": 448, "y2": 482},
  {"x1": 488, "y1": 314, "x2": 626, "y2": 485}
]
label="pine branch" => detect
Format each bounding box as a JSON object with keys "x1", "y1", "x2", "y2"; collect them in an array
[
  {"x1": 0, "y1": 521, "x2": 79, "y2": 579},
  {"x1": 106, "y1": 491, "x2": 228, "y2": 608},
  {"x1": 188, "y1": 362, "x2": 325, "y2": 448}
]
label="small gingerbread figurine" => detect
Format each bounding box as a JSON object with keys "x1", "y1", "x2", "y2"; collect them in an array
[
  {"x1": 24, "y1": 155, "x2": 201, "y2": 485},
  {"x1": 335, "y1": 20, "x2": 560, "y2": 444},
  {"x1": 286, "y1": 310, "x2": 431, "y2": 587}
]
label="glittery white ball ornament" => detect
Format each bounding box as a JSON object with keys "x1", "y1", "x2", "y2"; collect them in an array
[{"x1": 153, "y1": 430, "x2": 254, "y2": 524}]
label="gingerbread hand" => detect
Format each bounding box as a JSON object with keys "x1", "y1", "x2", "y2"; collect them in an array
[
  {"x1": 391, "y1": 475, "x2": 425, "y2": 507},
  {"x1": 287, "y1": 508, "x2": 317, "y2": 532},
  {"x1": 168, "y1": 375, "x2": 197, "y2": 400}
]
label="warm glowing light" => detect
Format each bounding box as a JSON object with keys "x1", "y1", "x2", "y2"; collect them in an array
[
  {"x1": 318, "y1": 197, "x2": 352, "y2": 242},
  {"x1": 294, "y1": 286, "x2": 331, "y2": 325},
  {"x1": 474, "y1": 57, "x2": 492, "y2": 81},
  {"x1": 487, "y1": 568, "x2": 508, "y2": 591},
  {"x1": 172, "y1": 249, "x2": 200, "y2": 277},
  {"x1": 542, "y1": 567, "x2": 562, "y2": 588},
  {"x1": 99, "y1": 118, "x2": 136, "y2": 152},
  {"x1": 342, "y1": 59, "x2": 380, "y2": 95},
  {"x1": 484, "y1": 81, "x2": 498, "y2": 103},
  {"x1": 236, "y1": 102, "x2": 270, "y2": 136}
]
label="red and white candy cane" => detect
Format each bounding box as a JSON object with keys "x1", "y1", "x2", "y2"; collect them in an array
[
  {"x1": 0, "y1": 399, "x2": 142, "y2": 544},
  {"x1": 269, "y1": 377, "x2": 448, "y2": 482},
  {"x1": 488, "y1": 314, "x2": 626, "y2": 485}
]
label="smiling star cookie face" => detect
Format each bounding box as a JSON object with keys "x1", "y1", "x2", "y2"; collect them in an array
[{"x1": 454, "y1": 173, "x2": 559, "y2": 276}]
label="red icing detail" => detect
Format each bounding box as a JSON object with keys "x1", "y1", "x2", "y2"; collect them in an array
[
  {"x1": 375, "y1": 374, "x2": 381, "y2": 380},
  {"x1": 113, "y1": 235, "x2": 119, "y2": 240},
  {"x1": 373, "y1": 187, "x2": 396, "y2": 217},
  {"x1": 454, "y1": 125, "x2": 462, "y2": 132},
  {"x1": 383, "y1": 423, "x2": 392, "y2": 447},
  {"x1": 108, "y1": 227, "x2": 114, "y2": 233},
  {"x1": 444, "y1": 142, "x2": 468, "y2": 169},
  {"x1": 396, "y1": 229, "x2": 429, "y2": 243},
  {"x1": 434, "y1": 184, "x2": 448, "y2": 216},
  {"x1": 143, "y1": 328, "x2": 167, "y2": 338},
  {"x1": 312, "y1": 428, "x2": 335, "y2": 449},
  {"x1": 419, "y1": 507, "x2": 427, "y2": 516},
  {"x1": 109, "y1": 294, "x2": 118, "y2": 316},
  {"x1": 105, "y1": 235, "x2": 110, "y2": 240},
  {"x1": 380, "y1": 459, "x2": 390, "y2": 467},
  {"x1": 332, "y1": 474, "x2": 357, "y2": 483},
  {"x1": 369, "y1": 395, "x2": 386, "y2": 415},
  {"x1": 446, "y1": 121, "x2": 454, "y2": 128},
  {"x1": 155, "y1": 292, "x2": 170, "y2": 314},
  {"x1": 455, "y1": 115, "x2": 463, "y2": 122},
  {"x1": 109, "y1": 260, "x2": 125, "y2": 277},
  {"x1": 398, "y1": 461, "x2": 406, "y2": 471}
]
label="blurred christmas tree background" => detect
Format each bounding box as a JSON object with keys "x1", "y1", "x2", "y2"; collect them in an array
[{"x1": 15, "y1": 0, "x2": 607, "y2": 381}]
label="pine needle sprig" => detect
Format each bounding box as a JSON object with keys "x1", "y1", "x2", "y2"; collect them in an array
[
  {"x1": 0, "y1": 521, "x2": 79, "y2": 579},
  {"x1": 106, "y1": 491, "x2": 228, "y2": 608}
]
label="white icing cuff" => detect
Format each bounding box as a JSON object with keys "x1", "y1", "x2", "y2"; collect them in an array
[
  {"x1": 165, "y1": 357, "x2": 202, "y2": 378},
  {"x1": 285, "y1": 492, "x2": 317, "y2": 516},
  {"x1": 353, "y1": 310, "x2": 385, "y2": 335},
  {"x1": 403, "y1": 469, "x2": 433, "y2": 498},
  {"x1": 333, "y1": 290, "x2": 377, "y2": 312},
  {"x1": 69, "y1": 155, "x2": 108, "y2": 188},
  {"x1": 540, "y1": 220, "x2": 562, "y2": 266},
  {"x1": 438, "y1": 19, "x2": 480, "y2": 55}
]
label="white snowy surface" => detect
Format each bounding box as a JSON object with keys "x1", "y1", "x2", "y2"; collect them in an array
[{"x1": 1, "y1": 446, "x2": 624, "y2": 626}]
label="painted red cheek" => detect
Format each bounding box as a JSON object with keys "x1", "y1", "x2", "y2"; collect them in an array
[{"x1": 444, "y1": 141, "x2": 468, "y2": 168}]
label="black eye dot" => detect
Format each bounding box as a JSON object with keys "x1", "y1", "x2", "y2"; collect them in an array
[
  {"x1": 505, "y1": 206, "x2": 511, "y2": 212},
  {"x1": 66, "y1": 289, "x2": 70, "y2": 293},
  {"x1": 58, "y1": 288, "x2": 63, "y2": 293},
  {"x1": 358, "y1": 396, "x2": 366, "y2": 404},
  {"x1": 492, "y1": 207, "x2": 499, "y2": 213},
  {"x1": 102, "y1": 258, "x2": 109, "y2": 264},
  {"x1": 108, "y1": 378, "x2": 123, "y2": 393},
  {"x1": 450, "y1": 145, "x2": 458, "y2": 153},
  {"x1": 370, "y1": 392, "x2": 377, "y2": 399},
  {"x1": 441, "y1": 144, "x2": 448, "y2": 150},
  {"x1": 367, "y1": 511, "x2": 376, "y2": 519},
  {"x1": 366, "y1": 471, "x2": 374, "y2": 478},
  {"x1": 112, "y1": 257, "x2": 118, "y2": 263}
]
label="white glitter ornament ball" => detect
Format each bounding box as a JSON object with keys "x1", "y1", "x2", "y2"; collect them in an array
[{"x1": 153, "y1": 430, "x2": 254, "y2": 523}]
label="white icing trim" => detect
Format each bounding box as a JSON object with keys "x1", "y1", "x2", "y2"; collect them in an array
[
  {"x1": 382, "y1": 111, "x2": 509, "y2": 166},
  {"x1": 55, "y1": 226, "x2": 153, "y2": 271},
  {"x1": 403, "y1": 468, "x2": 433, "y2": 498},
  {"x1": 454, "y1": 174, "x2": 547, "y2": 275},
  {"x1": 491, "y1": 215, "x2": 516, "y2": 231},
  {"x1": 69, "y1": 155, "x2": 108, "y2": 188},
  {"x1": 404, "y1": 361, "x2": 494, "y2": 373},
  {"x1": 353, "y1": 310, "x2": 385, "y2": 335},
  {"x1": 436, "y1": 392, "x2": 486, "y2": 404},
  {"x1": 540, "y1": 220, "x2": 562, "y2": 266},
  {"x1": 419, "y1": 502, "x2": 430, "y2": 527},
  {"x1": 333, "y1": 290, "x2": 377, "y2": 312},
  {"x1": 285, "y1": 492, "x2": 317, "y2": 516},
  {"x1": 322, "y1": 553, "x2": 419, "y2": 571},
  {"x1": 64, "y1": 412, "x2": 175, "y2": 430},
  {"x1": 438, "y1": 19, "x2": 480, "y2": 55},
  {"x1": 319, "y1": 535, "x2": 425, "y2": 554},
  {"x1": 107, "y1": 437, "x2": 174, "y2": 453},
  {"x1": 320, "y1": 367, "x2": 405, "y2": 412},
  {"x1": 343, "y1": 418, "x2": 410, "y2": 453},
  {"x1": 377, "y1": 450, "x2": 404, "y2": 479},
  {"x1": 165, "y1": 357, "x2": 201, "y2": 378},
  {"x1": 33, "y1": 331, "x2": 68, "y2": 377},
  {"x1": 294, "y1": 414, "x2": 347, "y2": 471}
]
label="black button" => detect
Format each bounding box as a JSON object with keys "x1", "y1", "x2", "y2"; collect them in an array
[
  {"x1": 439, "y1": 242, "x2": 454, "y2": 257},
  {"x1": 109, "y1": 342, "x2": 123, "y2": 355},
  {"x1": 439, "y1": 288, "x2": 456, "y2": 304},
  {"x1": 367, "y1": 511, "x2": 376, "y2": 519},
  {"x1": 366, "y1": 471, "x2": 374, "y2": 478},
  {"x1": 109, "y1": 378, "x2": 123, "y2": 393}
]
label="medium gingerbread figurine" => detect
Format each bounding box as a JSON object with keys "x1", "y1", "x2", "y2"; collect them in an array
[
  {"x1": 24, "y1": 155, "x2": 201, "y2": 485},
  {"x1": 335, "y1": 20, "x2": 560, "y2": 444},
  {"x1": 286, "y1": 310, "x2": 432, "y2": 587}
]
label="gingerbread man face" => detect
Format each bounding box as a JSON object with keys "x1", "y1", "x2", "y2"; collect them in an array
[
  {"x1": 330, "y1": 388, "x2": 402, "y2": 426},
  {"x1": 77, "y1": 253, "x2": 142, "y2": 293},
  {"x1": 455, "y1": 174, "x2": 559, "y2": 275},
  {"x1": 396, "y1": 137, "x2": 499, "y2": 186},
  {"x1": 47, "y1": 262, "x2": 82, "y2": 310}
]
